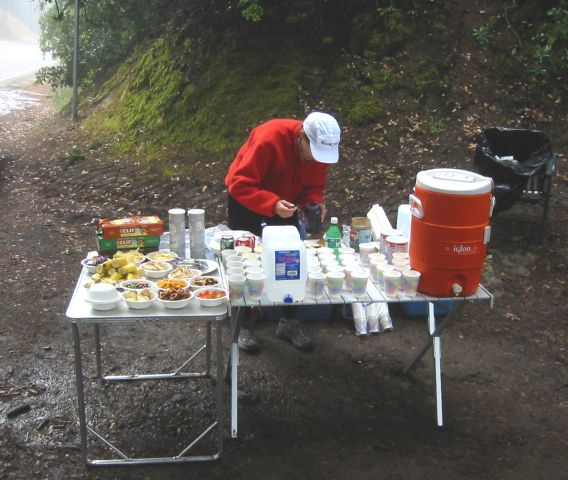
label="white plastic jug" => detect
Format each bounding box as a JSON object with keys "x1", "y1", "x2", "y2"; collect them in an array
[{"x1": 261, "y1": 225, "x2": 307, "y2": 303}]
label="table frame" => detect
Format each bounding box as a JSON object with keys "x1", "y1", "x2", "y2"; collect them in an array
[
  {"x1": 218, "y1": 261, "x2": 493, "y2": 436},
  {"x1": 65, "y1": 269, "x2": 228, "y2": 467}
]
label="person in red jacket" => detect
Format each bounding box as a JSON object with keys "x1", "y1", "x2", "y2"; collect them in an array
[{"x1": 225, "y1": 111, "x2": 341, "y2": 353}]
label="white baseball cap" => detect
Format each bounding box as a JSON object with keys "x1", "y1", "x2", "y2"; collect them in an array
[{"x1": 303, "y1": 112, "x2": 341, "y2": 164}]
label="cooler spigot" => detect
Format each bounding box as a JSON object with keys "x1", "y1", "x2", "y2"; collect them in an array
[{"x1": 452, "y1": 283, "x2": 463, "y2": 296}]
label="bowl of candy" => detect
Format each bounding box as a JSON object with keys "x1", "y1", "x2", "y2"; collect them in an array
[{"x1": 193, "y1": 287, "x2": 228, "y2": 307}]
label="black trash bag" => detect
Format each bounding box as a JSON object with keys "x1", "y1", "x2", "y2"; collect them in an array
[{"x1": 473, "y1": 127, "x2": 553, "y2": 215}]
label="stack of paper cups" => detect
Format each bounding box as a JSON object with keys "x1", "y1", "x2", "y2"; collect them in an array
[
  {"x1": 187, "y1": 208, "x2": 206, "y2": 259},
  {"x1": 168, "y1": 208, "x2": 186, "y2": 259}
]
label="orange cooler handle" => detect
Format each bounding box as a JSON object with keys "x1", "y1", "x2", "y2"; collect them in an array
[{"x1": 409, "y1": 194, "x2": 424, "y2": 220}]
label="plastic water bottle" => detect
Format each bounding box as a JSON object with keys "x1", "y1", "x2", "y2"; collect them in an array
[{"x1": 325, "y1": 217, "x2": 342, "y2": 256}]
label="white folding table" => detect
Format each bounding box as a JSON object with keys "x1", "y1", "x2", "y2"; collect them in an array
[
  {"x1": 219, "y1": 261, "x2": 493, "y2": 437},
  {"x1": 65, "y1": 268, "x2": 228, "y2": 467}
]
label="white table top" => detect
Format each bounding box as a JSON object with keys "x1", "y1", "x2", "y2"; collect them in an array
[{"x1": 65, "y1": 268, "x2": 227, "y2": 324}]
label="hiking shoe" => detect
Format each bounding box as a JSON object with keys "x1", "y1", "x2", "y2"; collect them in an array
[
  {"x1": 276, "y1": 317, "x2": 314, "y2": 351},
  {"x1": 238, "y1": 328, "x2": 261, "y2": 353}
]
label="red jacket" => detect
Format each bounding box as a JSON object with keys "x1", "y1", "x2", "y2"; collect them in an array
[{"x1": 225, "y1": 119, "x2": 329, "y2": 217}]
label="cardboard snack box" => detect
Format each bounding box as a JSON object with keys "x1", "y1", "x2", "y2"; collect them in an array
[
  {"x1": 98, "y1": 216, "x2": 164, "y2": 239},
  {"x1": 96, "y1": 231, "x2": 161, "y2": 253}
]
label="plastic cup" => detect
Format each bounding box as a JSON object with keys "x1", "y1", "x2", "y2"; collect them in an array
[
  {"x1": 325, "y1": 271, "x2": 345, "y2": 297},
  {"x1": 339, "y1": 253, "x2": 357, "y2": 264},
  {"x1": 394, "y1": 264, "x2": 411, "y2": 272},
  {"x1": 320, "y1": 259, "x2": 339, "y2": 272},
  {"x1": 241, "y1": 252, "x2": 260, "y2": 262},
  {"x1": 326, "y1": 264, "x2": 344, "y2": 274},
  {"x1": 226, "y1": 260, "x2": 244, "y2": 270},
  {"x1": 307, "y1": 272, "x2": 326, "y2": 299},
  {"x1": 318, "y1": 253, "x2": 336, "y2": 264},
  {"x1": 392, "y1": 257, "x2": 410, "y2": 267},
  {"x1": 344, "y1": 264, "x2": 364, "y2": 290},
  {"x1": 227, "y1": 267, "x2": 245, "y2": 276},
  {"x1": 226, "y1": 254, "x2": 242, "y2": 264},
  {"x1": 227, "y1": 274, "x2": 247, "y2": 301},
  {"x1": 234, "y1": 245, "x2": 252, "y2": 255},
  {"x1": 243, "y1": 259, "x2": 262, "y2": 269},
  {"x1": 245, "y1": 266, "x2": 264, "y2": 276},
  {"x1": 358, "y1": 242, "x2": 377, "y2": 266},
  {"x1": 338, "y1": 246, "x2": 355, "y2": 255},
  {"x1": 316, "y1": 247, "x2": 334, "y2": 257},
  {"x1": 370, "y1": 258, "x2": 388, "y2": 282},
  {"x1": 369, "y1": 252, "x2": 387, "y2": 263},
  {"x1": 402, "y1": 270, "x2": 421, "y2": 297},
  {"x1": 351, "y1": 270, "x2": 369, "y2": 296},
  {"x1": 374, "y1": 263, "x2": 395, "y2": 289},
  {"x1": 392, "y1": 251, "x2": 410, "y2": 261},
  {"x1": 246, "y1": 273, "x2": 266, "y2": 300},
  {"x1": 383, "y1": 270, "x2": 402, "y2": 296},
  {"x1": 221, "y1": 249, "x2": 236, "y2": 265},
  {"x1": 308, "y1": 265, "x2": 323, "y2": 274}
]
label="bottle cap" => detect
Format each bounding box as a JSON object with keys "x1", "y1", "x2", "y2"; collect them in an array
[{"x1": 330, "y1": 217, "x2": 338, "y2": 224}]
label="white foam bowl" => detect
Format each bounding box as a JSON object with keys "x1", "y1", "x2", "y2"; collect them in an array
[
  {"x1": 86, "y1": 283, "x2": 119, "y2": 302},
  {"x1": 87, "y1": 296, "x2": 122, "y2": 311}
]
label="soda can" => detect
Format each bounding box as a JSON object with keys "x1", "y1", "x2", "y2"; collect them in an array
[
  {"x1": 220, "y1": 234, "x2": 235, "y2": 252},
  {"x1": 236, "y1": 234, "x2": 255, "y2": 251}
]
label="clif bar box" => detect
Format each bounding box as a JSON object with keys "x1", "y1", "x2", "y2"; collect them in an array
[
  {"x1": 98, "y1": 216, "x2": 164, "y2": 239},
  {"x1": 95, "y1": 231, "x2": 161, "y2": 253}
]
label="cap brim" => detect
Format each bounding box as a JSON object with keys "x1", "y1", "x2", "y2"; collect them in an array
[{"x1": 309, "y1": 143, "x2": 339, "y2": 164}]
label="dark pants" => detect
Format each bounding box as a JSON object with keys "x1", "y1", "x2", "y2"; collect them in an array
[{"x1": 228, "y1": 194, "x2": 298, "y2": 321}]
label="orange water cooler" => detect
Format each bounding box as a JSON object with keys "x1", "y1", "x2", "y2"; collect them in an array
[{"x1": 409, "y1": 169, "x2": 494, "y2": 297}]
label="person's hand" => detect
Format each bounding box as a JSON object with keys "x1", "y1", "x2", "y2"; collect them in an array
[{"x1": 274, "y1": 199, "x2": 298, "y2": 218}]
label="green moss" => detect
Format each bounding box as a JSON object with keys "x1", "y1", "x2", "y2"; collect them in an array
[{"x1": 83, "y1": 33, "x2": 309, "y2": 164}]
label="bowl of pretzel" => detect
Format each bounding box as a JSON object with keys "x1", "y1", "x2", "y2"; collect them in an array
[{"x1": 155, "y1": 278, "x2": 192, "y2": 309}]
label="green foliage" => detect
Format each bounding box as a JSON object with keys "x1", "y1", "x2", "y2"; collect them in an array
[
  {"x1": 36, "y1": 0, "x2": 178, "y2": 88},
  {"x1": 238, "y1": 0, "x2": 264, "y2": 22},
  {"x1": 529, "y1": 0, "x2": 568, "y2": 76},
  {"x1": 57, "y1": 148, "x2": 85, "y2": 169},
  {"x1": 473, "y1": 18, "x2": 496, "y2": 46}
]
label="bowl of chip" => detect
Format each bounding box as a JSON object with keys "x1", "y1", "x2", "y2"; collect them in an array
[
  {"x1": 146, "y1": 251, "x2": 179, "y2": 263},
  {"x1": 168, "y1": 266, "x2": 202, "y2": 281},
  {"x1": 189, "y1": 275, "x2": 221, "y2": 290},
  {"x1": 121, "y1": 288, "x2": 156, "y2": 309},
  {"x1": 81, "y1": 255, "x2": 109, "y2": 273},
  {"x1": 193, "y1": 287, "x2": 228, "y2": 307},
  {"x1": 141, "y1": 260, "x2": 173, "y2": 279}
]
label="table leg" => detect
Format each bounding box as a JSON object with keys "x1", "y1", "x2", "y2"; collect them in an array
[
  {"x1": 71, "y1": 322, "x2": 88, "y2": 463},
  {"x1": 94, "y1": 323, "x2": 102, "y2": 378},
  {"x1": 215, "y1": 321, "x2": 224, "y2": 455},
  {"x1": 428, "y1": 303, "x2": 444, "y2": 427},
  {"x1": 403, "y1": 301, "x2": 465, "y2": 375}
]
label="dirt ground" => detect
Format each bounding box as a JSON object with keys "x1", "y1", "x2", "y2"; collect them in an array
[{"x1": 1, "y1": 75, "x2": 567, "y2": 480}]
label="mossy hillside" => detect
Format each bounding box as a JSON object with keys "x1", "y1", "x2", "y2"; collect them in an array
[{"x1": 82, "y1": 5, "x2": 456, "y2": 169}]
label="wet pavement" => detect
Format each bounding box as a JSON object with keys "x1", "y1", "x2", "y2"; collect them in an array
[{"x1": 0, "y1": 40, "x2": 55, "y2": 115}]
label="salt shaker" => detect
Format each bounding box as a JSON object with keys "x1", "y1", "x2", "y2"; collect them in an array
[
  {"x1": 187, "y1": 208, "x2": 206, "y2": 259},
  {"x1": 168, "y1": 208, "x2": 186, "y2": 258}
]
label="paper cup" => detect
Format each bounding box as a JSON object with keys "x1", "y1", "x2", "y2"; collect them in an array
[
  {"x1": 383, "y1": 270, "x2": 402, "y2": 296},
  {"x1": 402, "y1": 270, "x2": 421, "y2": 297},
  {"x1": 358, "y1": 242, "x2": 377, "y2": 266},
  {"x1": 373, "y1": 263, "x2": 395, "y2": 289},
  {"x1": 307, "y1": 272, "x2": 326, "y2": 299},
  {"x1": 245, "y1": 266, "x2": 264, "y2": 276},
  {"x1": 234, "y1": 245, "x2": 252, "y2": 255},
  {"x1": 221, "y1": 249, "x2": 236, "y2": 265},
  {"x1": 226, "y1": 260, "x2": 244, "y2": 270},
  {"x1": 227, "y1": 267, "x2": 246, "y2": 276},
  {"x1": 392, "y1": 257, "x2": 410, "y2": 267},
  {"x1": 392, "y1": 251, "x2": 410, "y2": 260},
  {"x1": 226, "y1": 254, "x2": 242, "y2": 264},
  {"x1": 241, "y1": 252, "x2": 260, "y2": 262},
  {"x1": 325, "y1": 271, "x2": 345, "y2": 297},
  {"x1": 368, "y1": 252, "x2": 387, "y2": 263},
  {"x1": 246, "y1": 273, "x2": 266, "y2": 300},
  {"x1": 338, "y1": 247, "x2": 355, "y2": 255},
  {"x1": 394, "y1": 264, "x2": 411, "y2": 272},
  {"x1": 227, "y1": 274, "x2": 246, "y2": 301},
  {"x1": 308, "y1": 265, "x2": 323, "y2": 274},
  {"x1": 243, "y1": 259, "x2": 262, "y2": 268},
  {"x1": 351, "y1": 270, "x2": 369, "y2": 296},
  {"x1": 344, "y1": 264, "x2": 364, "y2": 290},
  {"x1": 317, "y1": 247, "x2": 334, "y2": 257}
]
